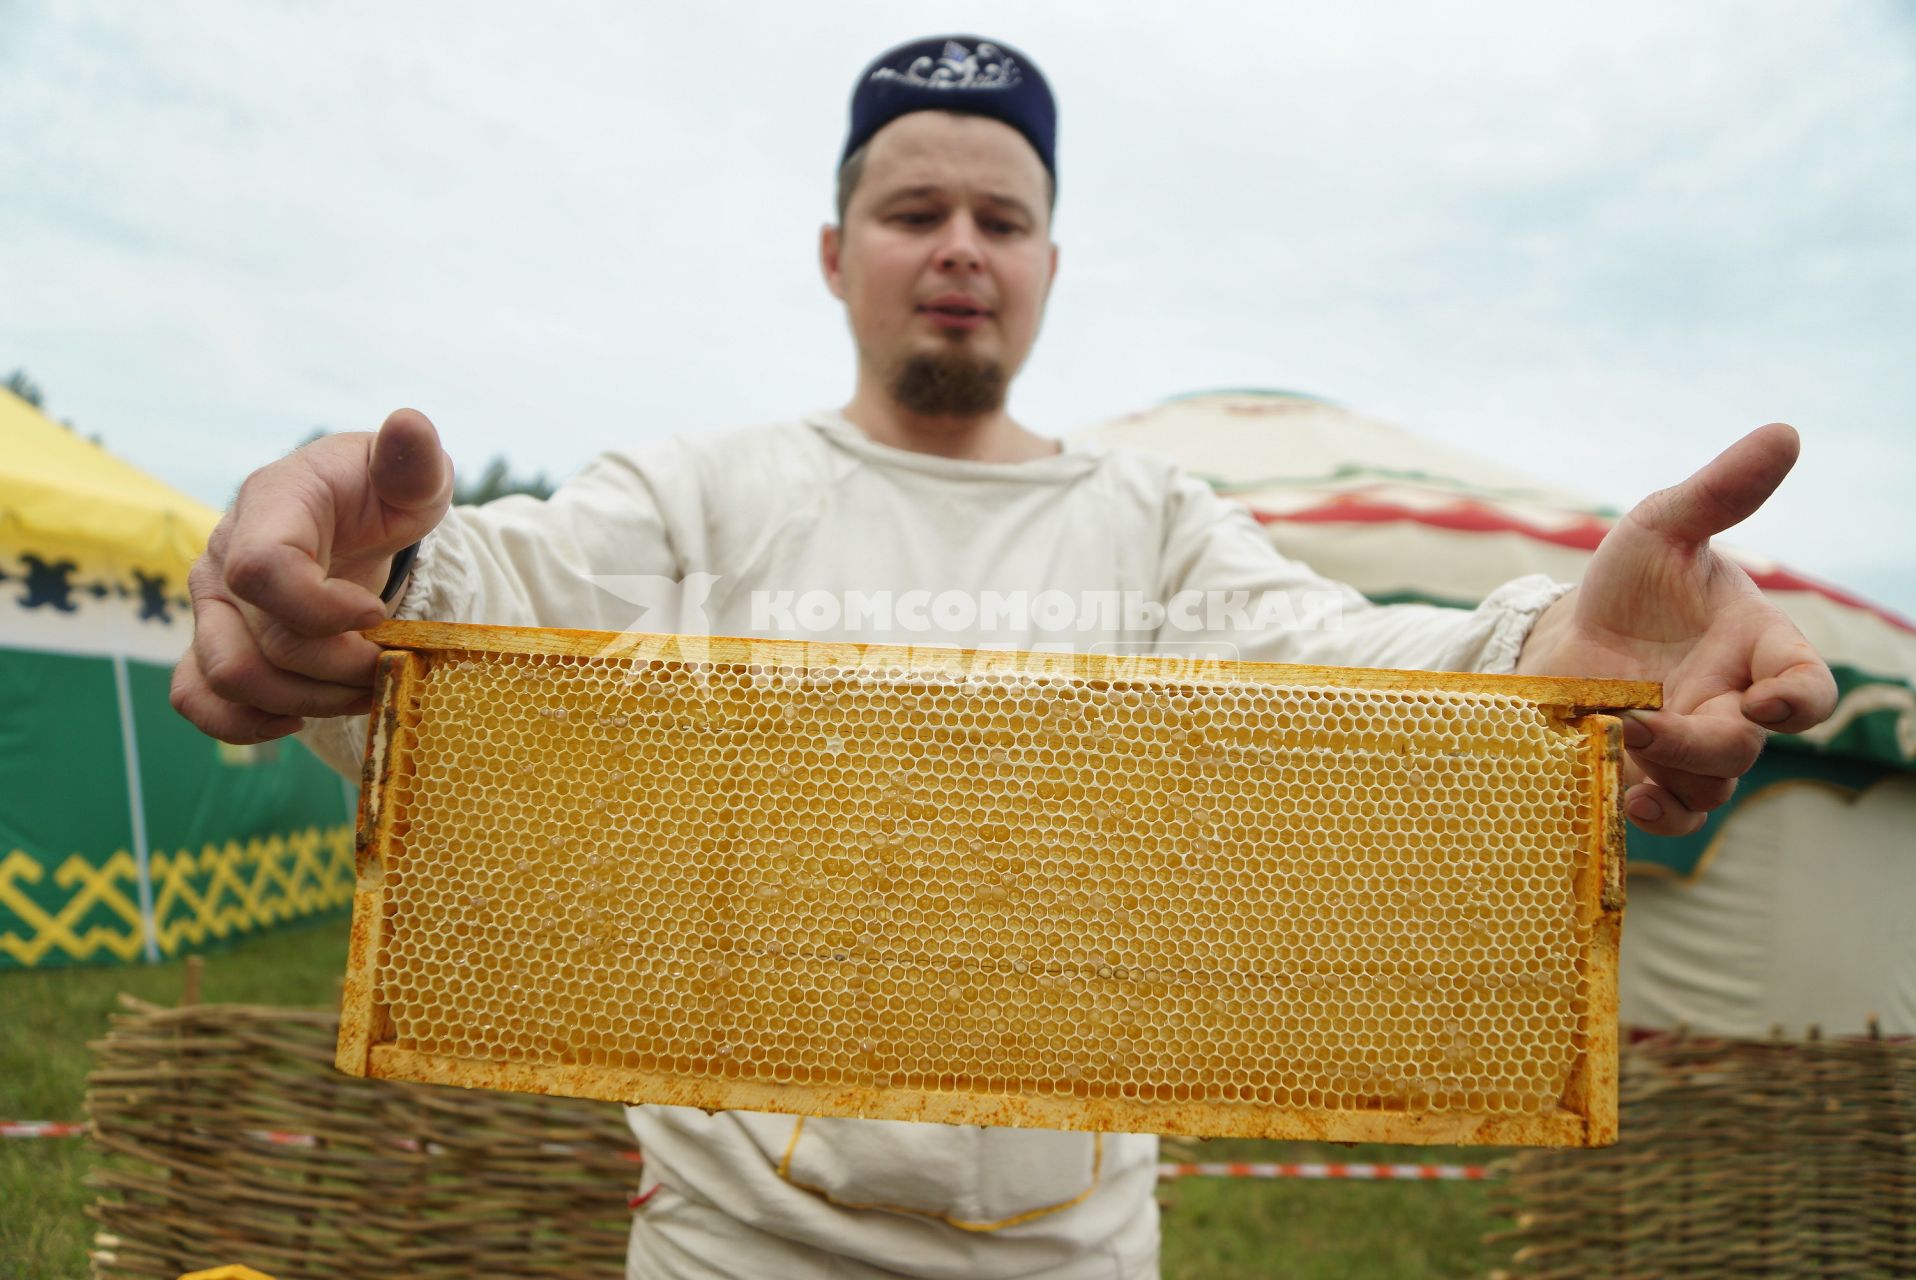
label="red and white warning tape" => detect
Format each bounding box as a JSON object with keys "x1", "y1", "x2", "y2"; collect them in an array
[
  {"x1": 1, "y1": 1121, "x2": 88, "y2": 1138},
  {"x1": 1159, "y1": 1161, "x2": 1492, "y2": 1181},
  {"x1": 4, "y1": 1122, "x2": 1494, "y2": 1182},
  {"x1": 0, "y1": 1121, "x2": 644, "y2": 1157}
]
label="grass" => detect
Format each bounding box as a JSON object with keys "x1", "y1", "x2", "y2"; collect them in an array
[
  {"x1": 1, "y1": 919, "x2": 351, "y2": 1279},
  {"x1": 1159, "y1": 1138, "x2": 1504, "y2": 1279},
  {"x1": 2, "y1": 921, "x2": 1508, "y2": 1279}
]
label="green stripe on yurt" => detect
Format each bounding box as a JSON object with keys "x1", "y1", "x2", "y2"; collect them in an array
[
  {"x1": 1364, "y1": 590, "x2": 1913, "y2": 775},
  {"x1": 1627, "y1": 749, "x2": 1894, "y2": 880}
]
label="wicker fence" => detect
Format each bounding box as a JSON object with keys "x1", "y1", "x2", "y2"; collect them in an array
[
  {"x1": 83, "y1": 999, "x2": 1916, "y2": 1278},
  {"x1": 86, "y1": 997, "x2": 638, "y2": 1279},
  {"x1": 1490, "y1": 1029, "x2": 1916, "y2": 1279}
]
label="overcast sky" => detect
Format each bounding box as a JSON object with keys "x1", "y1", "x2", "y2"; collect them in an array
[{"x1": 4, "y1": 1, "x2": 1912, "y2": 616}]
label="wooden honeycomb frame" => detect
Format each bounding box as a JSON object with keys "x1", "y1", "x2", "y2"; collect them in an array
[{"x1": 338, "y1": 621, "x2": 1657, "y2": 1148}]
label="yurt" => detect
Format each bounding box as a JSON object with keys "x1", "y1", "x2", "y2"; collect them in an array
[
  {"x1": 0, "y1": 388, "x2": 355, "y2": 969},
  {"x1": 1080, "y1": 390, "x2": 1916, "y2": 1035}
]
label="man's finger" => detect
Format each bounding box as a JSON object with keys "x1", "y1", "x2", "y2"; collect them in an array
[
  {"x1": 1629, "y1": 422, "x2": 1800, "y2": 547},
  {"x1": 170, "y1": 649, "x2": 309, "y2": 745},
  {"x1": 1633, "y1": 765, "x2": 1736, "y2": 818},
  {"x1": 1741, "y1": 619, "x2": 1839, "y2": 733},
  {"x1": 193, "y1": 594, "x2": 381, "y2": 717},
  {"x1": 1623, "y1": 781, "x2": 1710, "y2": 838},
  {"x1": 219, "y1": 460, "x2": 367, "y2": 603},
  {"x1": 249, "y1": 607, "x2": 385, "y2": 687},
  {"x1": 1622, "y1": 708, "x2": 1766, "y2": 779},
  {"x1": 223, "y1": 537, "x2": 389, "y2": 637},
  {"x1": 219, "y1": 460, "x2": 390, "y2": 635}
]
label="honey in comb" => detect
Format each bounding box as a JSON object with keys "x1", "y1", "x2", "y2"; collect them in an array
[{"x1": 339, "y1": 623, "x2": 1647, "y2": 1148}]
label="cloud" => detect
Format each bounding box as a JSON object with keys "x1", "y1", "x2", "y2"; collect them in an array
[{"x1": 2, "y1": 0, "x2": 1911, "y2": 612}]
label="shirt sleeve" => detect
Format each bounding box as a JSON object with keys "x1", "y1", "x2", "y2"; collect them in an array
[
  {"x1": 296, "y1": 445, "x2": 700, "y2": 776},
  {"x1": 1153, "y1": 471, "x2": 1574, "y2": 675}
]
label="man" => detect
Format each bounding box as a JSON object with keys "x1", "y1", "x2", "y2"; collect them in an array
[{"x1": 173, "y1": 34, "x2": 1834, "y2": 1280}]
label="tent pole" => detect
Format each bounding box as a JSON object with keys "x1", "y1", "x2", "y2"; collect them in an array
[{"x1": 111, "y1": 653, "x2": 161, "y2": 964}]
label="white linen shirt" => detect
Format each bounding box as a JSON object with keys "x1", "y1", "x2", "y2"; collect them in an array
[{"x1": 301, "y1": 412, "x2": 1569, "y2": 1280}]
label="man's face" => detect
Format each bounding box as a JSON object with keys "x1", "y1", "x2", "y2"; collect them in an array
[{"x1": 822, "y1": 111, "x2": 1058, "y2": 414}]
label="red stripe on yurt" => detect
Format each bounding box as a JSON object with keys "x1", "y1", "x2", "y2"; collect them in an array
[{"x1": 1251, "y1": 497, "x2": 1916, "y2": 635}]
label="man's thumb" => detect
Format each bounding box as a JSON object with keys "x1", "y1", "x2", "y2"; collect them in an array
[
  {"x1": 1632, "y1": 422, "x2": 1799, "y2": 546},
  {"x1": 369, "y1": 408, "x2": 455, "y2": 515}
]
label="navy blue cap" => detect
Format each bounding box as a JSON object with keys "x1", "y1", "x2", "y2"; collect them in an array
[{"x1": 842, "y1": 36, "x2": 1056, "y2": 177}]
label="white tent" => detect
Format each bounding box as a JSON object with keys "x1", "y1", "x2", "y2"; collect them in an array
[{"x1": 1079, "y1": 391, "x2": 1916, "y2": 1035}]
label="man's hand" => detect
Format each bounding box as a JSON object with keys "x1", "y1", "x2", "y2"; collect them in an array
[
  {"x1": 1517, "y1": 423, "x2": 1837, "y2": 836},
  {"x1": 170, "y1": 409, "x2": 454, "y2": 744}
]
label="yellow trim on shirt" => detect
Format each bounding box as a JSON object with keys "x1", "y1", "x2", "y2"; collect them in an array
[{"x1": 772, "y1": 1117, "x2": 1105, "y2": 1232}]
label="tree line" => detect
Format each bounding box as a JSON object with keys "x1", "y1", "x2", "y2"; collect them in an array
[{"x1": 9, "y1": 367, "x2": 551, "y2": 505}]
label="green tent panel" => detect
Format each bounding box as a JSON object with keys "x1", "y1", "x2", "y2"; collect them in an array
[
  {"x1": 2, "y1": 389, "x2": 355, "y2": 969},
  {"x1": 0, "y1": 649, "x2": 355, "y2": 970}
]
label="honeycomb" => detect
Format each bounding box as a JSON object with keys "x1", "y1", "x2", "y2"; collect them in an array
[{"x1": 338, "y1": 622, "x2": 1652, "y2": 1147}]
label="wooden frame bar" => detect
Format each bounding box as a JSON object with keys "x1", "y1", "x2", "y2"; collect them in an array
[{"x1": 335, "y1": 648, "x2": 423, "y2": 1077}]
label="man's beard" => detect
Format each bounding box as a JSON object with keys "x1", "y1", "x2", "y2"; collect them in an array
[{"x1": 888, "y1": 350, "x2": 1008, "y2": 418}]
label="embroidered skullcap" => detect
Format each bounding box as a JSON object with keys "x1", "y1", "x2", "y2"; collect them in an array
[{"x1": 842, "y1": 35, "x2": 1056, "y2": 177}]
